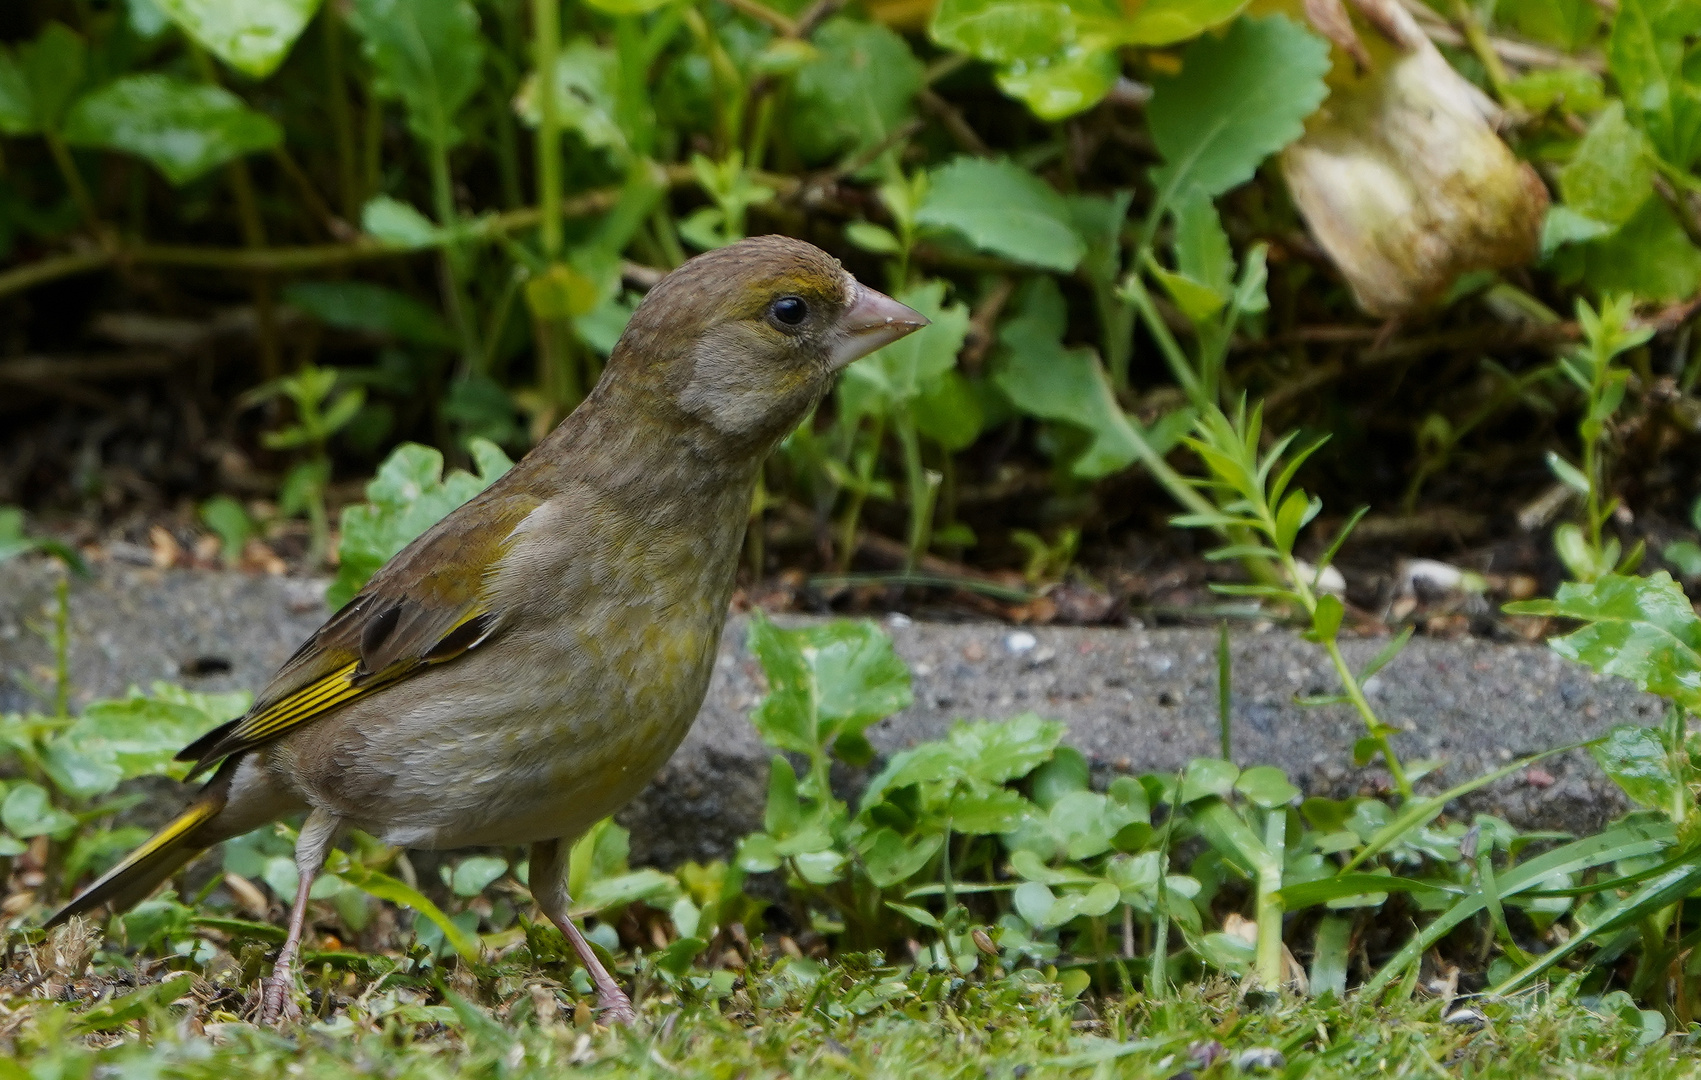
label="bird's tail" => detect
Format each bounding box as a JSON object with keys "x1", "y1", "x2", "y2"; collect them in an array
[{"x1": 45, "y1": 792, "x2": 225, "y2": 928}]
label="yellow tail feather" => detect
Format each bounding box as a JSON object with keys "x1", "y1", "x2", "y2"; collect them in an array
[{"x1": 46, "y1": 796, "x2": 223, "y2": 927}]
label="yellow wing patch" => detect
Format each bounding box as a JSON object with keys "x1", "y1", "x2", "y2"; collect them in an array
[
  {"x1": 181, "y1": 608, "x2": 496, "y2": 777},
  {"x1": 232, "y1": 660, "x2": 364, "y2": 744}
]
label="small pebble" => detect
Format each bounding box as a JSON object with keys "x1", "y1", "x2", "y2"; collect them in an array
[
  {"x1": 1235, "y1": 1047, "x2": 1285, "y2": 1072},
  {"x1": 1005, "y1": 630, "x2": 1037, "y2": 654},
  {"x1": 887, "y1": 612, "x2": 912, "y2": 628}
]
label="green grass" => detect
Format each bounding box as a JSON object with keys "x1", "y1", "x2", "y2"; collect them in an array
[{"x1": 4, "y1": 947, "x2": 1697, "y2": 1079}]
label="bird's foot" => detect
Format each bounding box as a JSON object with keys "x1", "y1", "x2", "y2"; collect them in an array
[
  {"x1": 259, "y1": 966, "x2": 302, "y2": 1026},
  {"x1": 595, "y1": 985, "x2": 638, "y2": 1026}
]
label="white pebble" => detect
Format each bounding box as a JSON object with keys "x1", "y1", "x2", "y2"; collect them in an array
[{"x1": 1005, "y1": 630, "x2": 1037, "y2": 654}]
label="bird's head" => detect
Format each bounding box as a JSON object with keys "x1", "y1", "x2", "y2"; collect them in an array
[{"x1": 607, "y1": 235, "x2": 927, "y2": 452}]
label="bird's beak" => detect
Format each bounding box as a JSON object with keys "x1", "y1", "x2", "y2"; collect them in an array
[{"x1": 829, "y1": 283, "x2": 929, "y2": 370}]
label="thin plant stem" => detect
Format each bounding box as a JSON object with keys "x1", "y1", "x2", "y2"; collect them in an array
[
  {"x1": 43, "y1": 133, "x2": 100, "y2": 234},
  {"x1": 533, "y1": 0, "x2": 563, "y2": 261},
  {"x1": 836, "y1": 415, "x2": 884, "y2": 573},
  {"x1": 427, "y1": 144, "x2": 481, "y2": 370},
  {"x1": 1254, "y1": 807, "x2": 1285, "y2": 988},
  {"x1": 322, "y1": 5, "x2": 360, "y2": 218},
  {"x1": 895, "y1": 415, "x2": 938, "y2": 573}
]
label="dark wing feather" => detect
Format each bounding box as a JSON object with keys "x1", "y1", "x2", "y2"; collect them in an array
[{"x1": 177, "y1": 489, "x2": 543, "y2": 777}]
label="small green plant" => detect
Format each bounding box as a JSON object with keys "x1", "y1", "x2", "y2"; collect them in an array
[
  {"x1": 246, "y1": 365, "x2": 366, "y2": 570},
  {"x1": 1171, "y1": 400, "x2": 1414, "y2": 798},
  {"x1": 1545, "y1": 295, "x2": 1654, "y2": 582},
  {"x1": 326, "y1": 438, "x2": 513, "y2": 608}
]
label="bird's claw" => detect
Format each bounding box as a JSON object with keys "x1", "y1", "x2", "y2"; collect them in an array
[
  {"x1": 596, "y1": 988, "x2": 638, "y2": 1026},
  {"x1": 259, "y1": 969, "x2": 302, "y2": 1026}
]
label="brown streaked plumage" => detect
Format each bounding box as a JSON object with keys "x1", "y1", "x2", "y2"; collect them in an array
[{"x1": 46, "y1": 235, "x2": 928, "y2": 1026}]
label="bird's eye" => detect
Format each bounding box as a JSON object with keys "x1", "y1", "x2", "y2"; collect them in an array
[{"x1": 770, "y1": 295, "x2": 809, "y2": 327}]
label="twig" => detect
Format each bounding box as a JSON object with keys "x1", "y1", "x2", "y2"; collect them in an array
[
  {"x1": 0, "y1": 249, "x2": 112, "y2": 298},
  {"x1": 0, "y1": 352, "x2": 180, "y2": 383},
  {"x1": 0, "y1": 167, "x2": 796, "y2": 300},
  {"x1": 790, "y1": 0, "x2": 845, "y2": 40},
  {"x1": 1447, "y1": 0, "x2": 1514, "y2": 101},
  {"x1": 918, "y1": 89, "x2": 990, "y2": 157},
  {"x1": 1400, "y1": 0, "x2": 1606, "y2": 73},
  {"x1": 270, "y1": 145, "x2": 353, "y2": 241},
  {"x1": 794, "y1": 118, "x2": 926, "y2": 204},
  {"x1": 718, "y1": 0, "x2": 796, "y2": 34}
]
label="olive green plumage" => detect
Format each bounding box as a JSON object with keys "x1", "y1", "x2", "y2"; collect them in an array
[{"x1": 47, "y1": 235, "x2": 927, "y2": 1024}]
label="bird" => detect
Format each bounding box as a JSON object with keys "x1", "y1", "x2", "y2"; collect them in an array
[{"x1": 46, "y1": 235, "x2": 928, "y2": 1025}]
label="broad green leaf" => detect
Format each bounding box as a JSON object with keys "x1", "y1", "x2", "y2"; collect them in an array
[
  {"x1": 748, "y1": 615, "x2": 913, "y2": 756},
  {"x1": 842, "y1": 280, "x2": 970, "y2": 414},
  {"x1": 0, "y1": 50, "x2": 35, "y2": 135},
  {"x1": 1664, "y1": 539, "x2": 1701, "y2": 576},
  {"x1": 994, "y1": 49, "x2": 1120, "y2": 121},
  {"x1": 913, "y1": 369, "x2": 985, "y2": 452},
  {"x1": 1048, "y1": 788, "x2": 1147, "y2": 860},
  {"x1": 155, "y1": 0, "x2": 324, "y2": 79},
  {"x1": 1608, "y1": 0, "x2": 1701, "y2": 168},
  {"x1": 1589, "y1": 724, "x2": 1680, "y2": 810},
  {"x1": 864, "y1": 714, "x2": 1063, "y2": 808},
  {"x1": 329, "y1": 439, "x2": 513, "y2": 607},
  {"x1": 859, "y1": 828, "x2": 944, "y2": 888},
  {"x1": 1558, "y1": 102, "x2": 1653, "y2": 229},
  {"x1": 513, "y1": 38, "x2": 624, "y2": 153},
  {"x1": 930, "y1": 0, "x2": 1113, "y2": 65},
  {"x1": 944, "y1": 713, "x2": 1065, "y2": 784},
  {"x1": 63, "y1": 75, "x2": 282, "y2": 185},
  {"x1": 43, "y1": 683, "x2": 247, "y2": 799},
  {"x1": 1178, "y1": 757, "x2": 1239, "y2": 804},
  {"x1": 1504, "y1": 67, "x2": 1605, "y2": 114},
  {"x1": 790, "y1": 19, "x2": 923, "y2": 166},
  {"x1": 916, "y1": 157, "x2": 1085, "y2": 271},
  {"x1": 1147, "y1": 15, "x2": 1330, "y2": 207},
  {"x1": 1234, "y1": 765, "x2": 1300, "y2": 809},
  {"x1": 2, "y1": 782, "x2": 77, "y2": 837},
  {"x1": 1507, "y1": 572, "x2": 1701, "y2": 712},
  {"x1": 129, "y1": 0, "x2": 174, "y2": 38},
  {"x1": 1150, "y1": 265, "x2": 1224, "y2": 323},
  {"x1": 1540, "y1": 206, "x2": 1613, "y2": 259},
  {"x1": 928, "y1": 0, "x2": 1238, "y2": 118},
  {"x1": 350, "y1": 0, "x2": 485, "y2": 150},
  {"x1": 1123, "y1": 0, "x2": 1248, "y2": 44},
  {"x1": 1030, "y1": 745, "x2": 1091, "y2": 810},
  {"x1": 950, "y1": 785, "x2": 1038, "y2": 834},
  {"x1": 361, "y1": 195, "x2": 445, "y2": 248},
  {"x1": 284, "y1": 281, "x2": 453, "y2": 347},
  {"x1": 1498, "y1": 0, "x2": 1601, "y2": 51},
  {"x1": 449, "y1": 855, "x2": 508, "y2": 896},
  {"x1": 992, "y1": 278, "x2": 1142, "y2": 478},
  {"x1": 578, "y1": 867, "x2": 681, "y2": 910},
  {"x1": 1563, "y1": 196, "x2": 1701, "y2": 300},
  {"x1": 16, "y1": 22, "x2": 87, "y2": 133},
  {"x1": 1171, "y1": 192, "x2": 1233, "y2": 299}
]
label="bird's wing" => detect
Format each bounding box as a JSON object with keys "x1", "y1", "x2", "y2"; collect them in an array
[{"x1": 177, "y1": 489, "x2": 545, "y2": 777}]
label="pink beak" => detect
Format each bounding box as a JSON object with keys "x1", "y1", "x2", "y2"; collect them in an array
[{"x1": 829, "y1": 282, "x2": 929, "y2": 370}]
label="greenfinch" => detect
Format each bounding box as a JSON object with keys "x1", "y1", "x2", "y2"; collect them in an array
[{"x1": 47, "y1": 235, "x2": 927, "y2": 1025}]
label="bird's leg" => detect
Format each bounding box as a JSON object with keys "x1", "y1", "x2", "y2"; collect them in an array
[
  {"x1": 260, "y1": 808, "x2": 342, "y2": 1026},
  {"x1": 529, "y1": 838, "x2": 637, "y2": 1025}
]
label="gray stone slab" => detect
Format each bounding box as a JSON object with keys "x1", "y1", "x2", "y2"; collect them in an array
[{"x1": 0, "y1": 561, "x2": 1659, "y2": 865}]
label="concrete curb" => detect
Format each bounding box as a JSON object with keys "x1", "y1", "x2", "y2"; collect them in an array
[{"x1": 0, "y1": 562, "x2": 1656, "y2": 863}]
